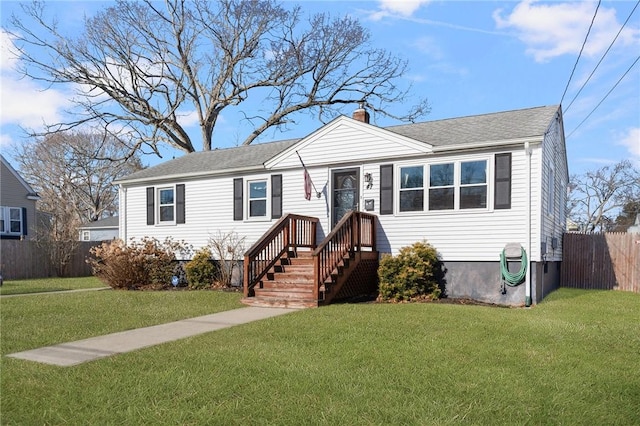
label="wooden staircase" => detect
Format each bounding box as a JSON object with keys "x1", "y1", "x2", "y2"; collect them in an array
[
  {"x1": 241, "y1": 250, "x2": 318, "y2": 308},
  {"x1": 241, "y1": 212, "x2": 378, "y2": 309}
]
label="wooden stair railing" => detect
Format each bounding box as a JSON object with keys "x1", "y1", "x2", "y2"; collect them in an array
[
  {"x1": 243, "y1": 214, "x2": 318, "y2": 297},
  {"x1": 312, "y1": 211, "x2": 377, "y2": 304}
]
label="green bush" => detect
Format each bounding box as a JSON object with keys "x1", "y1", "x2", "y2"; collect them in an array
[
  {"x1": 89, "y1": 237, "x2": 189, "y2": 290},
  {"x1": 377, "y1": 241, "x2": 443, "y2": 302},
  {"x1": 185, "y1": 248, "x2": 217, "y2": 289}
]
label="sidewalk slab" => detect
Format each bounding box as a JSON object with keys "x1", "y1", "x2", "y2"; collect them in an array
[{"x1": 6, "y1": 307, "x2": 296, "y2": 367}]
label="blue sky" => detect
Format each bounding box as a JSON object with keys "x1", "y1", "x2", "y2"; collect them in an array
[{"x1": 1, "y1": 0, "x2": 638, "y2": 176}]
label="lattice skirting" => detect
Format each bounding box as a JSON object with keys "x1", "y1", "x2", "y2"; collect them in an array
[{"x1": 334, "y1": 258, "x2": 379, "y2": 301}]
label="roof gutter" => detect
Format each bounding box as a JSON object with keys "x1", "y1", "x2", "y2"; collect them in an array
[{"x1": 431, "y1": 136, "x2": 543, "y2": 153}]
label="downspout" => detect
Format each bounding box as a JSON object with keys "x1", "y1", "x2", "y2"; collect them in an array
[
  {"x1": 524, "y1": 142, "x2": 532, "y2": 307},
  {"x1": 120, "y1": 185, "x2": 127, "y2": 242}
]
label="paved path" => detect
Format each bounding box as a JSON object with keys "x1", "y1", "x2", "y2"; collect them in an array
[{"x1": 6, "y1": 307, "x2": 297, "y2": 367}]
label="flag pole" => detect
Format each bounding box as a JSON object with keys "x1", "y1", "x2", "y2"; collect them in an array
[{"x1": 296, "y1": 151, "x2": 321, "y2": 198}]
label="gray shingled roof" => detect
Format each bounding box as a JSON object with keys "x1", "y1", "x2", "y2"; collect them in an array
[
  {"x1": 79, "y1": 216, "x2": 119, "y2": 229},
  {"x1": 116, "y1": 105, "x2": 559, "y2": 184},
  {"x1": 117, "y1": 138, "x2": 300, "y2": 183},
  {"x1": 386, "y1": 105, "x2": 559, "y2": 146}
]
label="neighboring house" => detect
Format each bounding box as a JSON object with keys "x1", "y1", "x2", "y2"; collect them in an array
[
  {"x1": 114, "y1": 105, "x2": 568, "y2": 307},
  {"x1": 78, "y1": 216, "x2": 119, "y2": 241},
  {"x1": 0, "y1": 154, "x2": 40, "y2": 240}
]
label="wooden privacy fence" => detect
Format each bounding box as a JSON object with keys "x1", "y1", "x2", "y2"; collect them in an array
[
  {"x1": 561, "y1": 232, "x2": 640, "y2": 292},
  {"x1": 0, "y1": 240, "x2": 97, "y2": 280}
]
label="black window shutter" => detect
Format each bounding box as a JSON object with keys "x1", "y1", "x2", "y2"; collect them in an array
[
  {"x1": 21, "y1": 207, "x2": 27, "y2": 236},
  {"x1": 271, "y1": 174, "x2": 282, "y2": 219},
  {"x1": 233, "y1": 178, "x2": 243, "y2": 221},
  {"x1": 176, "y1": 184, "x2": 185, "y2": 224},
  {"x1": 380, "y1": 165, "x2": 394, "y2": 215},
  {"x1": 495, "y1": 153, "x2": 512, "y2": 209},
  {"x1": 146, "y1": 187, "x2": 155, "y2": 225}
]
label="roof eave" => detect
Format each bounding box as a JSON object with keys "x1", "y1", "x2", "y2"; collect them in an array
[
  {"x1": 114, "y1": 164, "x2": 267, "y2": 186},
  {"x1": 431, "y1": 136, "x2": 544, "y2": 153}
]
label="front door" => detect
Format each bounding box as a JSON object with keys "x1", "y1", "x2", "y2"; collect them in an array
[{"x1": 332, "y1": 168, "x2": 359, "y2": 227}]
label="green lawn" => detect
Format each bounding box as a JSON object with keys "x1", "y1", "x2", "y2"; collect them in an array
[
  {"x1": 1, "y1": 287, "x2": 639, "y2": 425},
  {"x1": 0, "y1": 276, "x2": 108, "y2": 295}
]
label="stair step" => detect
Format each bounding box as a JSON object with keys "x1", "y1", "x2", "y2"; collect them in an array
[
  {"x1": 240, "y1": 297, "x2": 318, "y2": 309},
  {"x1": 266, "y1": 274, "x2": 314, "y2": 283},
  {"x1": 254, "y1": 288, "x2": 314, "y2": 298},
  {"x1": 273, "y1": 264, "x2": 312, "y2": 273},
  {"x1": 261, "y1": 281, "x2": 314, "y2": 290},
  {"x1": 280, "y1": 257, "x2": 314, "y2": 266}
]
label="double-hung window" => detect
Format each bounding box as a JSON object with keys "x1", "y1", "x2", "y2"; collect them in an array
[
  {"x1": 394, "y1": 159, "x2": 490, "y2": 213},
  {"x1": 146, "y1": 184, "x2": 185, "y2": 226},
  {"x1": 399, "y1": 166, "x2": 424, "y2": 212},
  {"x1": 248, "y1": 179, "x2": 268, "y2": 218},
  {"x1": 429, "y1": 163, "x2": 455, "y2": 210},
  {"x1": 0, "y1": 206, "x2": 23, "y2": 235},
  {"x1": 459, "y1": 160, "x2": 487, "y2": 209},
  {"x1": 158, "y1": 187, "x2": 175, "y2": 223}
]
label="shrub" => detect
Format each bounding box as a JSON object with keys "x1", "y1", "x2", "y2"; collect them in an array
[
  {"x1": 377, "y1": 241, "x2": 443, "y2": 302},
  {"x1": 89, "y1": 237, "x2": 190, "y2": 290},
  {"x1": 185, "y1": 248, "x2": 216, "y2": 289},
  {"x1": 207, "y1": 231, "x2": 245, "y2": 288}
]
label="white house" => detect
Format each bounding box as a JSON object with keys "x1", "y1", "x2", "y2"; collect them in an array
[
  {"x1": 78, "y1": 216, "x2": 119, "y2": 241},
  {"x1": 114, "y1": 105, "x2": 568, "y2": 307}
]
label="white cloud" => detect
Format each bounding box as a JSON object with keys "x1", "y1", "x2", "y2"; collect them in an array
[
  {"x1": 493, "y1": 0, "x2": 640, "y2": 63},
  {"x1": 367, "y1": 0, "x2": 430, "y2": 21},
  {"x1": 618, "y1": 127, "x2": 640, "y2": 159},
  {"x1": 378, "y1": 0, "x2": 430, "y2": 17},
  {"x1": 0, "y1": 29, "x2": 71, "y2": 129},
  {"x1": 176, "y1": 109, "x2": 201, "y2": 128}
]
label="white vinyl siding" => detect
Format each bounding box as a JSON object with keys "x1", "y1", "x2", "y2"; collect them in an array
[
  {"x1": 268, "y1": 118, "x2": 431, "y2": 170},
  {"x1": 120, "y1": 114, "x2": 561, "y2": 264},
  {"x1": 539, "y1": 115, "x2": 568, "y2": 262}
]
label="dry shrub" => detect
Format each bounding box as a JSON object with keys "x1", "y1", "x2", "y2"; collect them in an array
[{"x1": 89, "y1": 237, "x2": 190, "y2": 289}]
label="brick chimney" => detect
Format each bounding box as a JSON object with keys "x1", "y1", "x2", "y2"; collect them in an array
[{"x1": 352, "y1": 101, "x2": 370, "y2": 124}]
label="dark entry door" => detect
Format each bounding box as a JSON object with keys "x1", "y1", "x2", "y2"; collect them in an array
[{"x1": 332, "y1": 168, "x2": 359, "y2": 226}]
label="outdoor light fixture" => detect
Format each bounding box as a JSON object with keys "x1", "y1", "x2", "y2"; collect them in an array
[{"x1": 364, "y1": 172, "x2": 373, "y2": 189}]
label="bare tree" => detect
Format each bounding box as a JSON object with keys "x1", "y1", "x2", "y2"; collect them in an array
[
  {"x1": 6, "y1": 0, "x2": 429, "y2": 155},
  {"x1": 14, "y1": 131, "x2": 144, "y2": 223},
  {"x1": 13, "y1": 131, "x2": 143, "y2": 275},
  {"x1": 567, "y1": 160, "x2": 640, "y2": 232}
]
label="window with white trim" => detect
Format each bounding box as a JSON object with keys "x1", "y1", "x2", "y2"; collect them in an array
[
  {"x1": 459, "y1": 160, "x2": 487, "y2": 209},
  {"x1": 0, "y1": 206, "x2": 23, "y2": 235},
  {"x1": 399, "y1": 166, "x2": 424, "y2": 212},
  {"x1": 158, "y1": 187, "x2": 175, "y2": 223},
  {"x1": 82, "y1": 230, "x2": 91, "y2": 241},
  {"x1": 395, "y1": 159, "x2": 490, "y2": 213},
  {"x1": 248, "y1": 179, "x2": 268, "y2": 218},
  {"x1": 429, "y1": 163, "x2": 455, "y2": 210}
]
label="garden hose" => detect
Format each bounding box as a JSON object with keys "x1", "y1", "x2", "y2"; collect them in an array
[{"x1": 500, "y1": 247, "x2": 527, "y2": 287}]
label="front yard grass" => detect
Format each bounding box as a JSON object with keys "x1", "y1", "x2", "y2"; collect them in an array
[
  {"x1": 0, "y1": 276, "x2": 108, "y2": 296},
  {"x1": 1, "y1": 288, "x2": 639, "y2": 425}
]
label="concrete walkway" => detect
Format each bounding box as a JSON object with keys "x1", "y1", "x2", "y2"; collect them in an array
[{"x1": 6, "y1": 307, "x2": 297, "y2": 367}]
